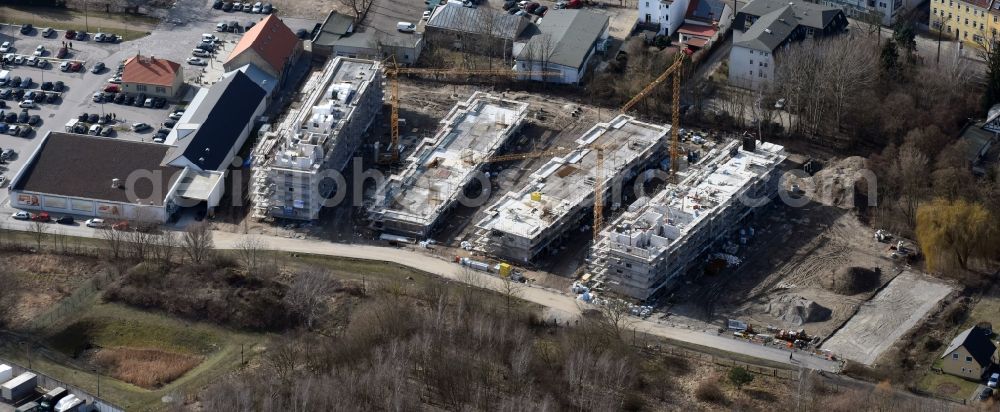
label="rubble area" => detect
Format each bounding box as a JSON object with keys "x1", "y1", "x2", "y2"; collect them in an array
[
  {"x1": 763, "y1": 295, "x2": 832, "y2": 326},
  {"x1": 821, "y1": 266, "x2": 882, "y2": 295},
  {"x1": 787, "y1": 156, "x2": 869, "y2": 209}
]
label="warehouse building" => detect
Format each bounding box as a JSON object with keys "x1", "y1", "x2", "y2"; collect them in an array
[
  {"x1": 368, "y1": 92, "x2": 530, "y2": 237},
  {"x1": 251, "y1": 57, "x2": 383, "y2": 220},
  {"x1": 474, "y1": 115, "x2": 669, "y2": 263},
  {"x1": 593, "y1": 138, "x2": 786, "y2": 300}
]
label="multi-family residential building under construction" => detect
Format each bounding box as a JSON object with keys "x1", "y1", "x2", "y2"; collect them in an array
[{"x1": 250, "y1": 57, "x2": 383, "y2": 220}]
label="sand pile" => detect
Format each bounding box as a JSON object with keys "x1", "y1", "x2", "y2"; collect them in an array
[
  {"x1": 822, "y1": 267, "x2": 881, "y2": 295},
  {"x1": 765, "y1": 295, "x2": 832, "y2": 325},
  {"x1": 787, "y1": 156, "x2": 868, "y2": 209}
]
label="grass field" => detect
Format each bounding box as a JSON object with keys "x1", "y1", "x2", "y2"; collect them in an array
[
  {"x1": 917, "y1": 365, "x2": 980, "y2": 402},
  {"x1": 0, "y1": 5, "x2": 155, "y2": 40}
]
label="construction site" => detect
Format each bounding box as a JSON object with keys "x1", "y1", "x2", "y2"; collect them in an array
[
  {"x1": 366, "y1": 92, "x2": 530, "y2": 237},
  {"x1": 234, "y1": 51, "x2": 957, "y2": 373}
]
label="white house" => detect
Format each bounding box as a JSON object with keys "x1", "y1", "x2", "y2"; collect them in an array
[
  {"x1": 513, "y1": 10, "x2": 610, "y2": 84},
  {"x1": 639, "y1": 0, "x2": 692, "y2": 36},
  {"x1": 728, "y1": 0, "x2": 848, "y2": 89}
]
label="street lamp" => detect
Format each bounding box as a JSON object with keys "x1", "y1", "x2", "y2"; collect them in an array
[
  {"x1": 93, "y1": 368, "x2": 101, "y2": 397},
  {"x1": 936, "y1": 15, "x2": 953, "y2": 65}
]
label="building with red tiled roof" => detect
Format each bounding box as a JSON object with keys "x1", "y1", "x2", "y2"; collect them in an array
[
  {"x1": 224, "y1": 15, "x2": 302, "y2": 82},
  {"x1": 121, "y1": 54, "x2": 184, "y2": 99}
]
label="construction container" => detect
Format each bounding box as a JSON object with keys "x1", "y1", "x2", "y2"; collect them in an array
[
  {"x1": 0, "y1": 364, "x2": 11, "y2": 383},
  {"x1": 1, "y1": 372, "x2": 37, "y2": 403},
  {"x1": 460, "y1": 258, "x2": 490, "y2": 272},
  {"x1": 43, "y1": 387, "x2": 68, "y2": 404},
  {"x1": 498, "y1": 262, "x2": 512, "y2": 277},
  {"x1": 530, "y1": 191, "x2": 542, "y2": 202}
]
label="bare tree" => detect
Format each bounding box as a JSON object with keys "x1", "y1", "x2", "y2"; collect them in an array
[
  {"x1": 592, "y1": 298, "x2": 634, "y2": 341},
  {"x1": 235, "y1": 235, "x2": 267, "y2": 276},
  {"x1": 101, "y1": 225, "x2": 127, "y2": 259},
  {"x1": 499, "y1": 271, "x2": 523, "y2": 316},
  {"x1": 285, "y1": 268, "x2": 338, "y2": 330},
  {"x1": 182, "y1": 222, "x2": 214, "y2": 264},
  {"x1": 30, "y1": 220, "x2": 49, "y2": 251},
  {"x1": 339, "y1": 0, "x2": 374, "y2": 24}
]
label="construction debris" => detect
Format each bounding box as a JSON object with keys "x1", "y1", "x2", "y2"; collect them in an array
[{"x1": 764, "y1": 295, "x2": 832, "y2": 326}]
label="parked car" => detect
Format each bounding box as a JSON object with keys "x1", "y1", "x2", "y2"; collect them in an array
[
  {"x1": 0, "y1": 89, "x2": 9, "y2": 100},
  {"x1": 213, "y1": 0, "x2": 224, "y2": 8},
  {"x1": 45, "y1": 93, "x2": 57, "y2": 104},
  {"x1": 18, "y1": 125, "x2": 30, "y2": 137},
  {"x1": 40, "y1": 82, "x2": 53, "y2": 91},
  {"x1": 114, "y1": 93, "x2": 126, "y2": 104},
  {"x1": 7, "y1": 125, "x2": 19, "y2": 135},
  {"x1": 100, "y1": 127, "x2": 114, "y2": 137},
  {"x1": 0, "y1": 123, "x2": 8, "y2": 133},
  {"x1": 94, "y1": 32, "x2": 106, "y2": 42},
  {"x1": 65, "y1": 30, "x2": 77, "y2": 39},
  {"x1": 192, "y1": 48, "x2": 211, "y2": 58},
  {"x1": 19, "y1": 77, "x2": 30, "y2": 88},
  {"x1": 153, "y1": 97, "x2": 166, "y2": 108},
  {"x1": 41, "y1": 27, "x2": 55, "y2": 37},
  {"x1": 70, "y1": 62, "x2": 82, "y2": 72},
  {"x1": 59, "y1": 61, "x2": 71, "y2": 72},
  {"x1": 169, "y1": 111, "x2": 184, "y2": 120},
  {"x1": 25, "y1": 56, "x2": 38, "y2": 67},
  {"x1": 990, "y1": 373, "x2": 999, "y2": 389},
  {"x1": 17, "y1": 110, "x2": 28, "y2": 123},
  {"x1": 103, "y1": 84, "x2": 119, "y2": 93},
  {"x1": 13, "y1": 55, "x2": 24, "y2": 65},
  {"x1": 164, "y1": 120, "x2": 177, "y2": 128},
  {"x1": 980, "y1": 387, "x2": 994, "y2": 401},
  {"x1": 4, "y1": 112, "x2": 16, "y2": 123},
  {"x1": 11, "y1": 211, "x2": 29, "y2": 220},
  {"x1": 233, "y1": 1, "x2": 243, "y2": 11},
  {"x1": 55, "y1": 215, "x2": 74, "y2": 224},
  {"x1": 53, "y1": 81, "x2": 65, "y2": 92},
  {"x1": 31, "y1": 212, "x2": 51, "y2": 222},
  {"x1": 396, "y1": 22, "x2": 416, "y2": 33},
  {"x1": 33, "y1": 45, "x2": 45, "y2": 56},
  {"x1": 124, "y1": 95, "x2": 136, "y2": 105},
  {"x1": 132, "y1": 122, "x2": 152, "y2": 132},
  {"x1": 56, "y1": 46, "x2": 68, "y2": 59},
  {"x1": 20, "y1": 24, "x2": 33, "y2": 35},
  {"x1": 187, "y1": 57, "x2": 207, "y2": 66},
  {"x1": 295, "y1": 28, "x2": 309, "y2": 38},
  {"x1": 216, "y1": 22, "x2": 228, "y2": 32},
  {"x1": 525, "y1": 2, "x2": 539, "y2": 12},
  {"x1": 85, "y1": 218, "x2": 106, "y2": 228},
  {"x1": 153, "y1": 132, "x2": 167, "y2": 143},
  {"x1": 74, "y1": 31, "x2": 87, "y2": 40},
  {"x1": 112, "y1": 221, "x2": 129, "y2": 231},
  {"x1": 533, "y1": 5, "x2": 547, "y2": 15},
  {"x1": 252, "y1": 2, "x2": 263, "y2": 12},
  {"x1": 1, "y1": 149, "x2": 15, "y2": 161},
  {"x1": 223, "y1": 1, "x2": 234, "y2": 11},
  {"x1": 18, "y1": 100, "x2": 34, "y2": 109},
  {"x1": 262, "y1": 2, "x2": 273, "y2": 13},
  {"x1": 27, "y1": 115, "x2": 39, "y2": 125},
  {"x1": 0, "y1": 42, "x2": 12, "y2": 53},
  {"x1": 88, "y1": 124, "x2": 102, "y2": 136}
]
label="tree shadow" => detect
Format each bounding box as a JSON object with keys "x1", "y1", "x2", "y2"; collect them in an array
[{"x1": 745, "y1": 388, "x2": 777, "y2": 402}]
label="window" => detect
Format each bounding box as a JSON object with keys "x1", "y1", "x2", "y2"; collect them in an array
[
  {"x1": 966, "y1": 356, "x2": 973, "y2": 362},
  {"x1": 750, "y1": 70, "x2": 753, "y2": 76},
  {"x1": 136, "y1": 84, "x2": 147, "y2": 91},
  {"x1": 974, "y1": 22, "x2": 978, "y2": 28},
  {"x1": 953, "y1": 353, "x2": 960, "y2": 359},
  {"x1": 975, "y1": 34, "x2": 984, "y2": 42},
  {"x1": 155, "y1": 86, "x2": 166, "y2": 93},
  {"x1": 625, "y1": 263, "x2": 632, "y2": 268},
  {"x1": 750, "y1": 59, "x2": 754, "y2": 65}
]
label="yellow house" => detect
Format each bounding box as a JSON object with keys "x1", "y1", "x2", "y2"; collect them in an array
[
  {"x1": 930, "y1": 0, "x2": 994, "y2": 46},
  {"x1": 940, "y1": 325, "x2": 996, "y2": 380}
]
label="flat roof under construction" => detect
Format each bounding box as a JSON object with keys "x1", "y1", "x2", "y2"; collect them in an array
[
  {"x1": 477, "y1": 114, "x2": 669, "y2": 241},
  {"x1": 371, "y1": 92, "x2": 529, "y2": 235}
]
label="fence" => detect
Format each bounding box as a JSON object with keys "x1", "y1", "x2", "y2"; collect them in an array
[{"x1": 0, "y1": 356, "x2": 124, "y2": 412}]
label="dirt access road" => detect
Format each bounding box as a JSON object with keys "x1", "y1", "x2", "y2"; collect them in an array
[{"x1": 0, "y1": 213, "x2": 840, "y2": 373}]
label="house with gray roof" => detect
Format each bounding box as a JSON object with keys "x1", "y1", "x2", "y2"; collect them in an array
[
  {"x1": 728, "y1": 0, "x2": 847, "y2": 89},
  {"x1": 425, "y1": 3, "x2": 532, "y2": 57},
  {"x1": 513, "y1": 10, "x2": 609, "y2": 84}
]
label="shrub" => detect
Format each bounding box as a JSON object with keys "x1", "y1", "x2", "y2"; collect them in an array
[{"x1": 695, "y1": 380, "x2": 726, "y2": 404}]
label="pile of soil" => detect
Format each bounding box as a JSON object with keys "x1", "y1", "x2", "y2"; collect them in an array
[
  {"x1": 822, "y1": 267, "x2": 881, "y2": 295},
  {"x1": 765, "y1": 295, "x2": 832, "y2": 325}
]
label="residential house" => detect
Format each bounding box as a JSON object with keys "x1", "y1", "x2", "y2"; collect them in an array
[
  {"x1": 425, "y1": 3, "x2": 531, "y2": 57},
  {"x1": 639, "y1": 0, "x2": 693, "y2": 36},
  {"x1": 940, "y1": 325, "x2": 996, "y2": 380},
  {"x1": 932, "y1": 0, "x2": 998, "y2": 46},
  {"x1": 121, "y1": 54, "x2": 183, "y2": 100},
  {"x1": 957, "y1": 103, "x2": 1000, "y2": 175},
  {"x1": 819, "y1": 0, "x2": 905, "y2": 25},
  {"x1": 224, "y1": 14, "x2": 303, "y2": 85},
  {"x1": 513, "y1": 10, "x2": 610, "y2": 84},
  {"x1": 728, "y1": 0, "x2": 847, "y2": 89},
  {"x1": 676, "y1": 0, "x2": 733, "y2": 49}
]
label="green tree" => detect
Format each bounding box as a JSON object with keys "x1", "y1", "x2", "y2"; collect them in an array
[
  {"x1": 727, "y1": 366, "x2": 754, "y2": 390},
  {"x1": 916, "y1": 199, "x2": 999, "y2": 272},
  {"x1": 893, "y1": 18, "x2": 917, "y2": 53},
  {"x1": 880, "y1": 40, "x2": 900, "y2": 79}
]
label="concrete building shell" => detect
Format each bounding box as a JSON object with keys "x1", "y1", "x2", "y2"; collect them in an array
[
  {"x1": 474, "y1": 115, "x2": 670, "y2": 264},
  {"x1": 594, "y1": 139, "x2": 786, "y2": 300},
  {"x1": 251, "y1": 57, "x2": 383, "y2": 220},
  {"x1": 367, "y1": 92, "x2": 530, "y2": 238}
]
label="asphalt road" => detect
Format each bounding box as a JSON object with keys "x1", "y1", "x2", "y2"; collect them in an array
[{"x1": 0, "y1": 213, "x2": 841, "y2": 373}]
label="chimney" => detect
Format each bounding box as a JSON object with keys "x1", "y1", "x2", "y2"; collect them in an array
[
  {"x1": 742, "y1": 136, "x2": 756, "y2": 152},
  {"x1": 111, "y1": 178, "x2": 122, "y2": 188}
]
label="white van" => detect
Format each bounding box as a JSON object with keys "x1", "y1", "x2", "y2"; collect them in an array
[
  {"x1": 397, "y1": 22, "x2": 416, "y2": 32},
  {"x1": 0, "y1": 70, "x2": 9, "y2": 85}
]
